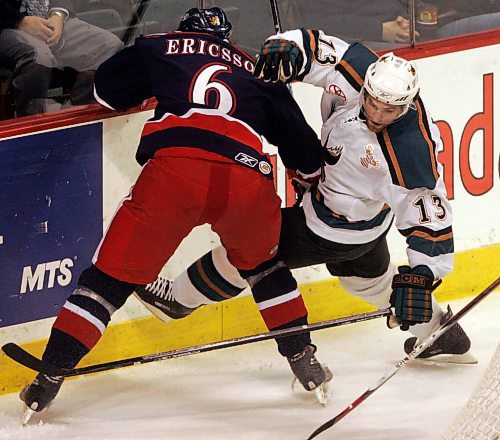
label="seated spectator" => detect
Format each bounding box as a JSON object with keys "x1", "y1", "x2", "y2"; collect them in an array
[
  {"x1": 0, "y1": 0, "x2": 123, "y2": 117},
  {"x1": 280, "y1": 0, "x2": 416, "y2": 48},
  {"x1": 414, "y1": 0, "x2": 499, "y2": 41},
  {"x1": 435, "y1": 0, "x2": 499, "y2": 38}
]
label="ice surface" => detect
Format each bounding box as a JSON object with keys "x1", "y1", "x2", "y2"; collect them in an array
[{"x1": 0, "y1": 294, "x2": 498, "y2": 440}]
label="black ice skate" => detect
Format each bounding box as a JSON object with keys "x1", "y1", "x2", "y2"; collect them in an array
[
  {"x1": 20, "y1": 373, "x2": 64, "y2": 424},
  {"x1": 404, "y1": 305, "x2": 477, "y2": 364},
  {"x1": 288, "y1": 345, "x2": 333, "y2": 406},
  {"x1": 134, "y1": 277, "x2": 198, "y2": 320}
]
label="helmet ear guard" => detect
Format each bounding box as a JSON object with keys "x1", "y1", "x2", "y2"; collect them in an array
[
  {"x1": 177, "y1": 7, "x2": 232, "y2": 40},
  {"x1": 364, "y1": 53, "x2": 419, "y2": 107}
]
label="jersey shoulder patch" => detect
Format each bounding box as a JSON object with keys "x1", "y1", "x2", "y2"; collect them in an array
[
  {"x1": 377, "y1": 98, "x2": 440, "y2": 190},
  {"x1": 335, "y1": 43, "x2": 378, "y2": 92}
]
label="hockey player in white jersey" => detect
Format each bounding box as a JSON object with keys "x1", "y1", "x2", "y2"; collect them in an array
[{"x1": 136, "y1": 30, "x2": 474, "y2": 366}]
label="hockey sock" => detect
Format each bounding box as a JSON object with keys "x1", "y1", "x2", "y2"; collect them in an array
[
  {"x1": 42, "y1": 265, "x2": 137, "y2": 369},
  {"x1": 240, "y1": 259, "x2": 311, "y2": 357}
]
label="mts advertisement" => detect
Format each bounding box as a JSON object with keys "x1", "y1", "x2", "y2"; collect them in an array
[{"x1": 0, "y1": 124, "x2": 103, "y2": 327}]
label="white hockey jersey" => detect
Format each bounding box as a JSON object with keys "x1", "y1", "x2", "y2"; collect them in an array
[{"x1": 272, "y1": 29, "x2": 454, "y2": 280}]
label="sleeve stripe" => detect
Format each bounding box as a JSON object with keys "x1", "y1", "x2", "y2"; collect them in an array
[
  {"x1": 407, "y1": 236, "x2": 454, "y2": 257},
  {"x1": 409, "y1": 230, "x2": 454, "y2": 242},
  {"x1": 381, "y1": 129, "x2": 406, "y2": 187},
  {"x1": 399, "y1": 225, "x2": 453, "y2": 237},
  {"x1": 416, "y1": 99, "x2": 440, "y2": 182},
  {"x1": 298, "y1": 28, "x2": 315, "y2": 77},
  {"x1": 307, "y1": 29, "x2": 317, "y2": 54},
  {"x1": 337, "y1": 60, "x2": 364, "y2": 89}
]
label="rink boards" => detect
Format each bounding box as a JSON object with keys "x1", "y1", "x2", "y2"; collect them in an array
[{"x1": 0, "y1": 32, "x2": 499, "y2": 395}]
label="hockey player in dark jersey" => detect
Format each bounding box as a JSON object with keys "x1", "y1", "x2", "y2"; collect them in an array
[
  {"x1": 136, "y1": 30, "x2": 474, "y2": 367},
  {"x1": 19, "y1": 8, "x2": 333, "y2": 422}
]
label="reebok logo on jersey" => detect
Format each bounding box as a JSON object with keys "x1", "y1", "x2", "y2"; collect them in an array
[
  {"x1": 235, "y1": 152, "x2": 258, "y2": 167},
  {"x1": 360, "y1": 146, "x2": 380, "y2": 169}
]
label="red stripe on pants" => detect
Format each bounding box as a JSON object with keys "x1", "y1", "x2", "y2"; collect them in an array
[{"x1": 53, "y1": 307, "x2": 103, "y2": 350}]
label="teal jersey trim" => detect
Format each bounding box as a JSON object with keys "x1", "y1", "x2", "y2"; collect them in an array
[
  {"x1": 310, "y1": 185, "x2": 391, "y2": 231},
  {"x1": 400, "y1": 225, "x2": 454, "y2": 257},
  {"x1": 377, "y1": 98, "x2": 440, "y2": 190},
  {"x1": 336, "y1": 43, "x2": 378, "y2": 91}
]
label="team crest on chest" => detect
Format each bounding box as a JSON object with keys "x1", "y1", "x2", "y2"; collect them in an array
[{"x1": 360, "y1": 145, "x2": 380, "y2": 169}]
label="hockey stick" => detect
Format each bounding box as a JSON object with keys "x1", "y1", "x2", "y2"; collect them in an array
[
  {"x1": 307, "y1": 276, "x2": 500, "y2": 440},
  {"x1": 269, "y1": 0, "x2": 283, "y2": 34},
  {"x1": 122, "y1": 0, "x2": 151, "y2": 46},
  {"x1": 2, "y1": 309, "x2": 390, "y2": 378}
]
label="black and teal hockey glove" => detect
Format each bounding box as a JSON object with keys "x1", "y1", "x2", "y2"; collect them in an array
[
  {"x1": 253, "y1": 39, "x2": 303, "y2": 83},
  {"x1": 390, "y1": 265, "x2": 436, "y2": 331}
]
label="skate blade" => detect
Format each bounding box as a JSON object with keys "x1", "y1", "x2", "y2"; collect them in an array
[
  {"x1": 313, "y1": 382, "x2": 331, "y2": 407},
  {"x1": 21, "y1": 403, "x2": 38, "y2": 426},
  {"x1": 291, "y1": 374, "x2": 332, "y2": 407},
  {"x1": 415, "y1": 351, "x2": 478, "y2": 365}
]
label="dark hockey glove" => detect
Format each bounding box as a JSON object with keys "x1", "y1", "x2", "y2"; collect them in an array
[
  {"x1": 253, "y1": 39, "x2": 304, "y2": 83},
  {"x1": 287, "y1": 169, "x2": 319, "y2": 204},
  {"x1": 390, "y1": 265, "x2": 436, "y2": 331}
]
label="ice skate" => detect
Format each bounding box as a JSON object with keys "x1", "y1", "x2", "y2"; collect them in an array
[
  {"x1": 288, "y1": 345, "x2": 333, "y2": 406},
  {"x1": 134, "y1": 277, "x2": 198, "y2": 320},
  {"x1": 405, "y1": 306, "x2": 477, "y2": 365},
  {"x1": 20, "y1": 373, "x2": 64, "y2": 425}
]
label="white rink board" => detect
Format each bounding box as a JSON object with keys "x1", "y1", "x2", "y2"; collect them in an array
[
  {"x1": 414, "y1": 45, "x2": 500, "y2": 251},
  {"x1": 101, "y1": 42, "x2": 499, "y2": 287},
  {"x1": 3, "y1": 41, "x2": 497, "y2": 343}
]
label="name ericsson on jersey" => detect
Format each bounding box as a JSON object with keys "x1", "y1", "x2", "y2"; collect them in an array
[{"x1": 164, "y1": 36, "x2": 254, "y2": 73}]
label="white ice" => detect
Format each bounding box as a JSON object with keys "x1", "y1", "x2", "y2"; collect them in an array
[{"x1": 0, "y1": 294, "x2": 499, "y2": 440}]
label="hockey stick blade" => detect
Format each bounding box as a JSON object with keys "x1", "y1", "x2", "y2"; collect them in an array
[
  {"x1": 2, "y1": 343, "x2": 64, "y2": 376},
  {"x1": 307, "y1": 276, "x2": 500, "y2": 440},
  {"x1": 2, "y1": 309, "x2": 391, "y2": 378}
]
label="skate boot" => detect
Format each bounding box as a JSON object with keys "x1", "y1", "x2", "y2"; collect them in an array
[
  {"x1": 20, "y1": 373, "x2": 64, "y2": 424},
  {"x1": 404, "y1": 306, "x2": 477, "y2": 364},
  {"x1": 134, "y1": 277, "x2": 198, "y2": 320},
  {"x1": 287, "y1": 345, "x2": 333, "y2": 406}
]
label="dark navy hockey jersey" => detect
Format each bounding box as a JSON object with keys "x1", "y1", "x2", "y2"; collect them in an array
[{"x1": 94, "y1": 31, "x2": 322, "y2": 176}]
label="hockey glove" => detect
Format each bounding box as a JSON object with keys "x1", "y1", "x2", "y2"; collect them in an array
[
  {"x1": 287, "y1": 169, "x2": 319, "y2": 204},
  {"x1": 390, "y1": 265, "x2": 435, "y2": 331},
  {"x1": 253, "y1": 39, "x2": 304, "y2": 83}
]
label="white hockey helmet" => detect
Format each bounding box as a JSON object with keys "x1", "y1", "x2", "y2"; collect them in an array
[{"x1": 364, "y1": 53, "x2": 419, "y2": 106}]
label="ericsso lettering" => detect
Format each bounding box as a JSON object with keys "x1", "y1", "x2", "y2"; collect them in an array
[{"x1": 20, "y1": 258, "x2": 74, "y2": 294}]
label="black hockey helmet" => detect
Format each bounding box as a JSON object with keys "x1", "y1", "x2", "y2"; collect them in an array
[{"x1": 177, "y1": 7, "x2": 232, "y2": 40}]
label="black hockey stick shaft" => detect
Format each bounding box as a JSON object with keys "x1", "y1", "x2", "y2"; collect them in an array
[
  {"x1": 2, "y1": 309, "x2": 391, "y2": 378},
  {"x1": 269, "y1": 0, "x2": 283, "y2": 34},
  {"x1": 307, "y1": 276, "x2": 500, "y2": 439},
  {"x1": 122, "y1": 0, "x2": 151, "y2": 46}
]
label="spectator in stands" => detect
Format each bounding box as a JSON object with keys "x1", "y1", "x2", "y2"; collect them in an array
[
  {"x1": 434, "y1": 0, "x2": 500, "y2": 38},
  {"x1": 281, "y1": 0, "x2": 416, "y2": 47},
  {"x1": 0, "y1": 0, "x2": 123, "y2": 117}
]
